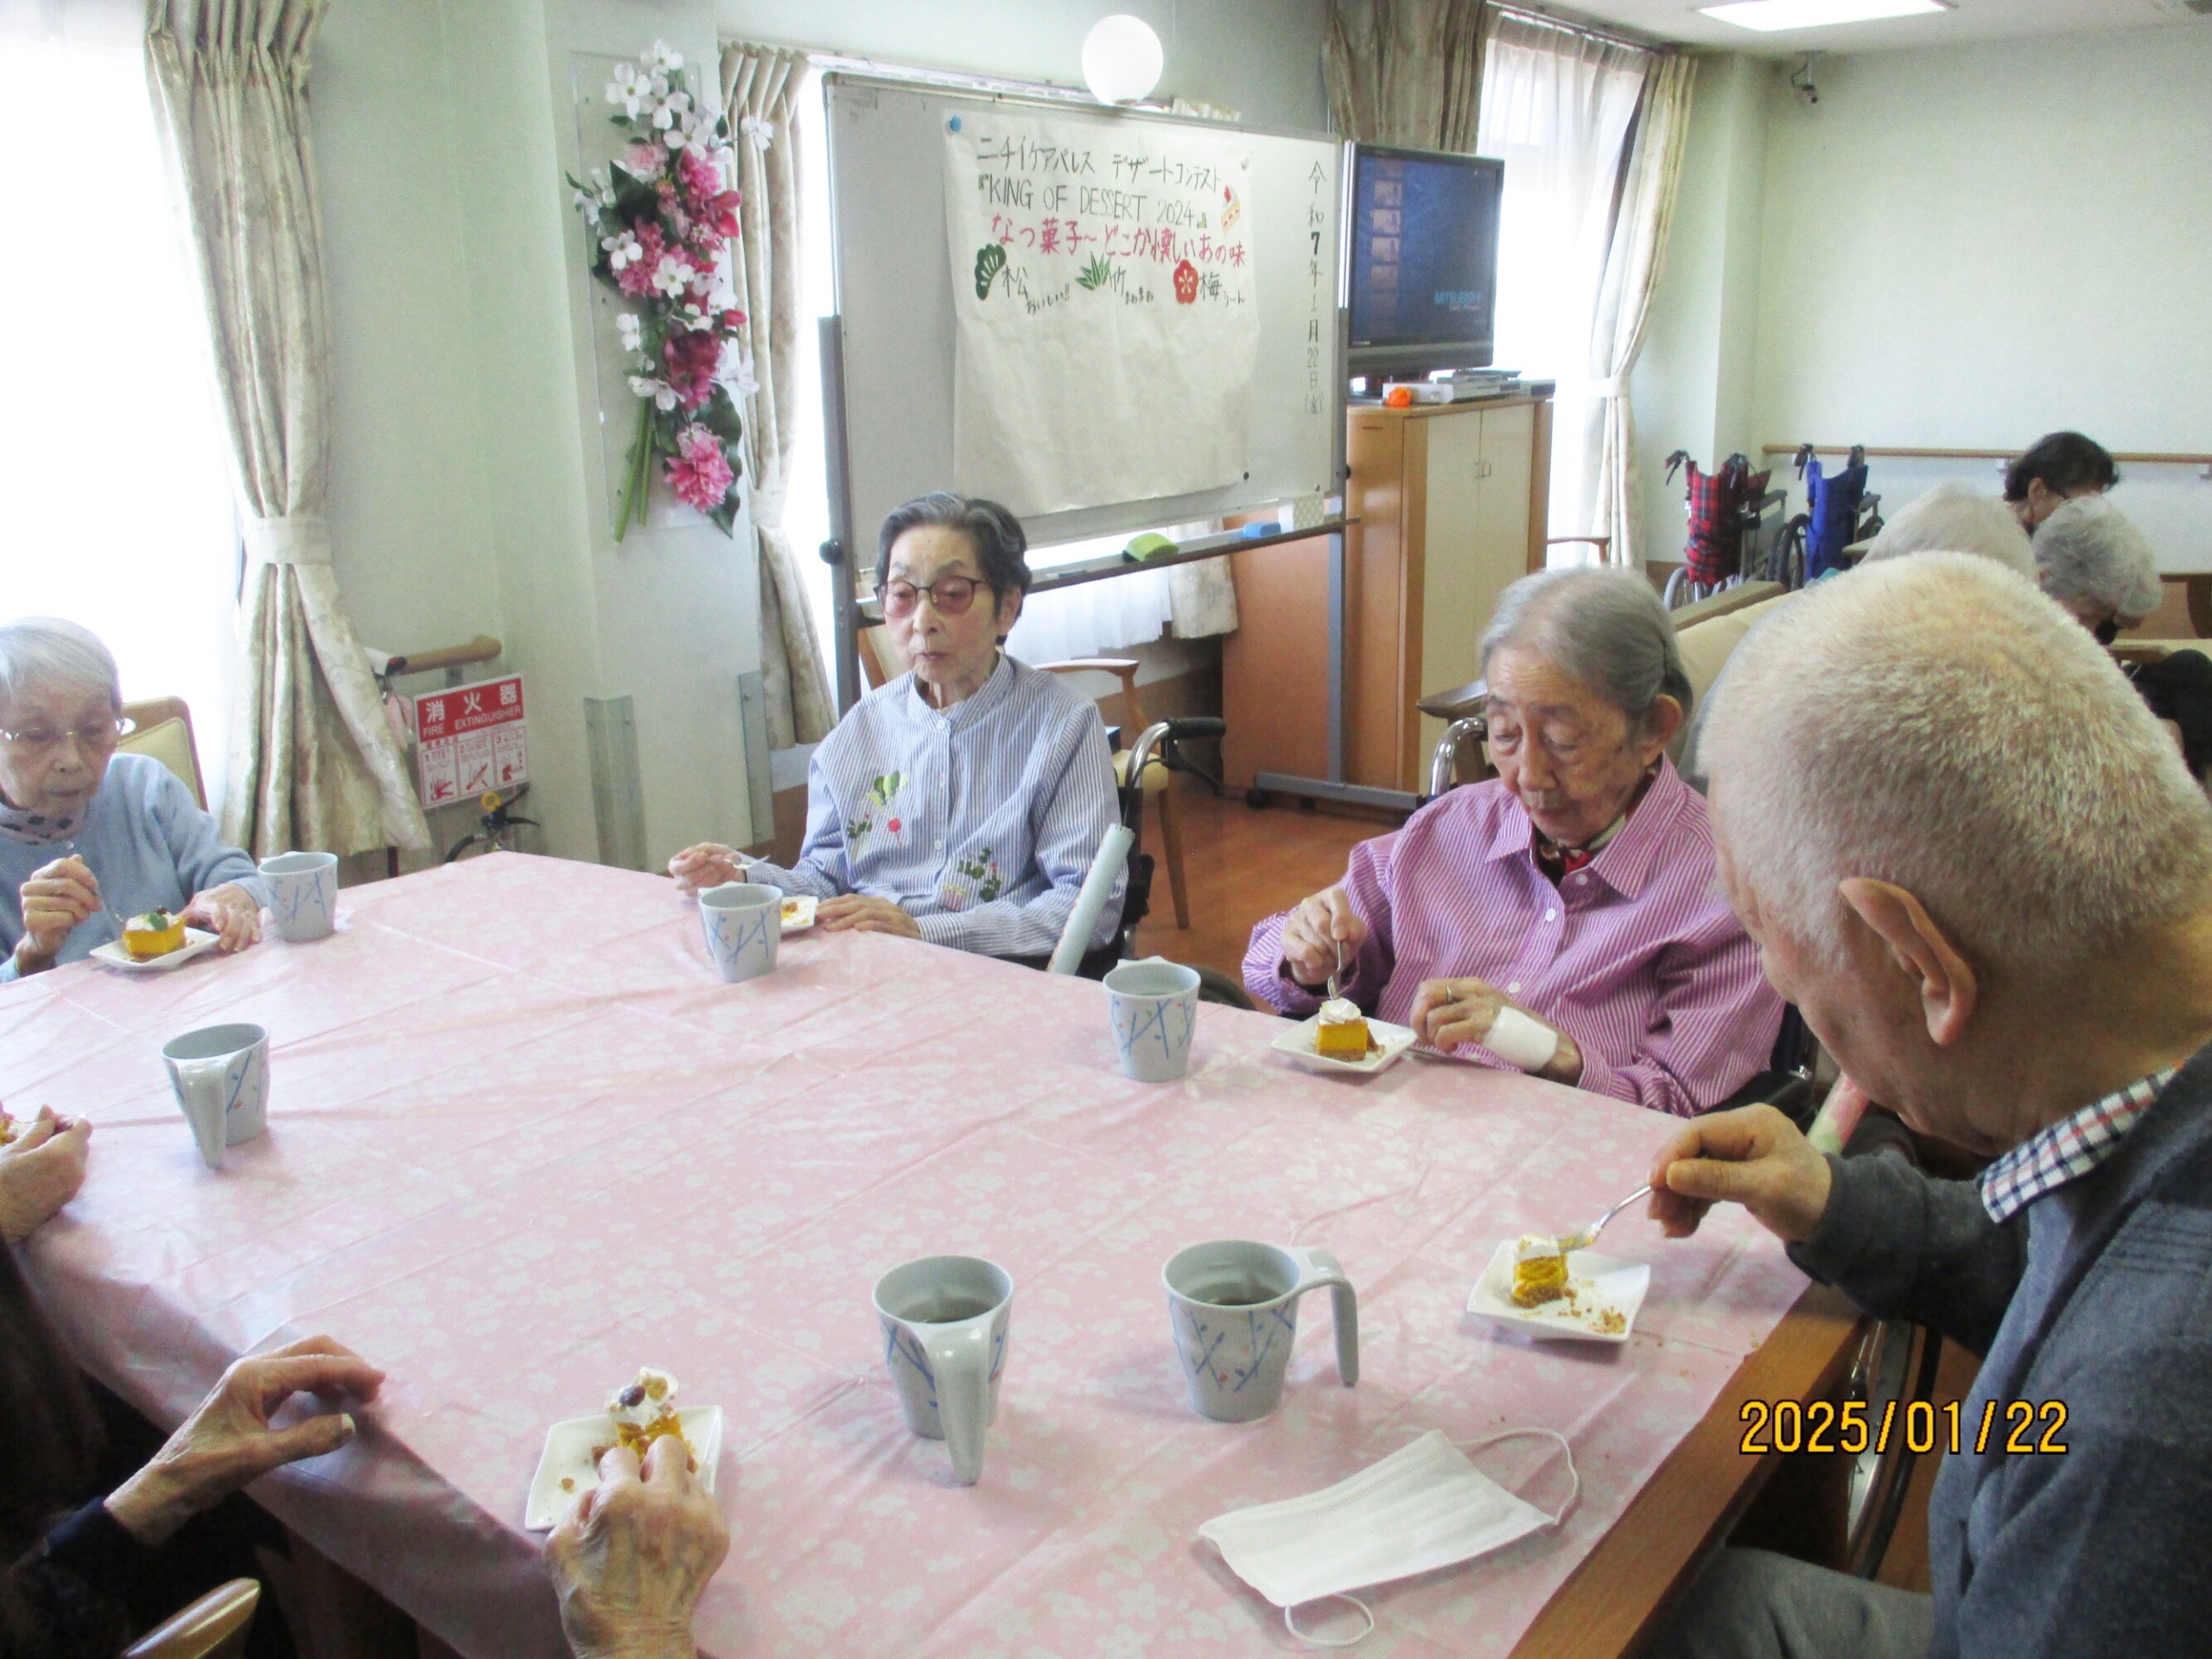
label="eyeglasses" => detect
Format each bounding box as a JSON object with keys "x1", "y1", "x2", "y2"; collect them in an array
[
  {"x1": 0, "y1": 716, "x2": 135, "y2": 756},
  {"x1": 879, "y1": 575, "x2": 987, "y2": 619}
]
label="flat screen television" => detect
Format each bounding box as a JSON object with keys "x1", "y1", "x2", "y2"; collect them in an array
[{"x1": 1345, "y1": 143, "x2": 1503, "y2": 377}]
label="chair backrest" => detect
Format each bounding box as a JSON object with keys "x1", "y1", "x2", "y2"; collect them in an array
[
  {"x1": 118, "y1": 696, "x2": 206, "y2": 809},
  {"x1": 123, "y1": 1579, "x2": 259, "y2": 1659},
  {"x1": 1670, "y1": 591, "x2": 1795, "y2": 760},
  {"x1": 1035, "y1": 658, "x2": 1148, "y2": 740}
]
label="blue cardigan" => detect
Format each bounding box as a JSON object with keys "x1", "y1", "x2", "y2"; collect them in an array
[
  {"x1": 1791, "y1": 1051, "x2": 2212, "y2": 1657},
  {"x1": 0, "y1": 754, "x2": 268, "y2": 981}
]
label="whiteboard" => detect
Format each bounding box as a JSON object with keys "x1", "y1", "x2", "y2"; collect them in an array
[{"x1": 825, "y1": 74, "x2": 1341, "y2": 552}]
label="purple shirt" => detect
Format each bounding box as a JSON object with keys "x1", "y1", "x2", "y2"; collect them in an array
[{"x1": 1243, "y1": 760, "x2": 1783, "y2": 1116}]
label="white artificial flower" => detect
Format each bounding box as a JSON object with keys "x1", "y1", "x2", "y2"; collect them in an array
[
  {"x1": 605, "y1": 64, "x2": 647, "y2": 118},
  {"x1": 614, "y1": 312, "x2": 643, "y2": 352},
  {"x1": 721, "y1": 348, "x2": 759, "y2": 400},
  {"x1": 628, "y1": 374, "x2": 680, "y2": 412},
  {"x1": 652, "y1": 88, "x2": 690, "y2": 133},
  {"x1": 602, "y1": 230, "x2": 644, "y2": 271},
  {"x1": 738, "y1": 114, "x2": 772, "y2": 153},
  {"x1": 645, "y1": 40, "x2": 683, "y2": 74},
  {"x1": 648, "y1": 253, "x2": 693, "y2": 298}
]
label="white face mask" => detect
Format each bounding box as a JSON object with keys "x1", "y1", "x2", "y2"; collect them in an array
[{"x1": 1198, "y1": 1428, "x2": 1579, "y2": 1648}]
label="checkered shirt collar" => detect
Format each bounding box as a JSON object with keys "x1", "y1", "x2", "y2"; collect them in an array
[{"x1": 1978, "y1": 1069, "x2": 2177, "y2": 1224}]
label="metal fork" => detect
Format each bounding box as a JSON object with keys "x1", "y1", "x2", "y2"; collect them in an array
[
  {"x1": 1556, "y1": 1184, "x2": 1652, "y2": 1255},
  {"x1": 1326, "y1": 937, "x2": 1344, "y2": 1001}
]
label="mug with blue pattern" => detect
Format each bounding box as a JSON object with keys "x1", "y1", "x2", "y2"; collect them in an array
[
  {"x1": 872, "y1": 1255, "x2": 1013, "y2": 1485},
  {"x1": 698, "y1": 882, "x2": 781, "y2": 983},
  {"x1": 259, "y1": 850, "x2": 339, "y2": 943},
  {"x1": 1163, "y1": 1240, "x2": 1359, "y2": 1423},
  {"x1": 162, "y1": 1023, "x2": 270, "y2": 1171},
  {"x1": 1103, "y1": 957, "x2": 1200, "y2": 1082}
]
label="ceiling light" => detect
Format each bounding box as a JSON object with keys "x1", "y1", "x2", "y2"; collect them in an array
[
  {"x1": 1700, "y1": 0, "x2": 1948, "y2": 31},
  {"x1": 1081, "y1": 16, "x2": 1164, "y2": 105}
]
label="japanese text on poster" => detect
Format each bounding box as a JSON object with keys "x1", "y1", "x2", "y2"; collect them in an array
[
  {"x1": 413, "y1": 675, "x2": 529, "y2": 810},
  {"x1": 945, "y1": 116, "x2": 1260, "y2": 515}
]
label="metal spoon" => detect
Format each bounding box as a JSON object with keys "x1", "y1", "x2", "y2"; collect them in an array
[
  {"x1": 1326, "y1": 936, "x2": 1344, "y2": 1002},
  {"x1": 1557, "y1": 1184, "x2": 1652, "y2": 1255}
]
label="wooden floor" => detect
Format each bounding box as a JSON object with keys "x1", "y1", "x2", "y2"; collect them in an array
[{"x1": 1131, "y1": 779, "x2": 1398, "y2": 982}]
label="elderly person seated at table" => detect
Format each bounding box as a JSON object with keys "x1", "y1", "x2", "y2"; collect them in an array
[
  {"x1": 1, "y1": 1104, "x2": 381, "y2": 1659},
  {"x1": 0, "y1": 619, "x2": 264, "y2": 982},
  {"x1": 669, "y1": 493, "x2": 1122, "y2": 964},
  {"x1": 1244, "y1": 569, "x2": 1783, "y2": 1116},
  {"x1": 1645, "y1": 554, "x2": 2212, "y2": 1659}
]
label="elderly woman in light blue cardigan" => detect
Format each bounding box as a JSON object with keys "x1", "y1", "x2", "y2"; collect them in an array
[{"x1": 0, "y1": 619, "x2": 266, "y2": 981}]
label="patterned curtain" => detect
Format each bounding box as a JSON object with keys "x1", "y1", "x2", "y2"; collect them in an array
[
  {"x1": 1323, "y1": 0, "x2": 1491, "y2": 149},
  {"x1": 719, "y1": 41, "x2": 836, "y2": 748},
  {"x1": 1587, "y1": 51, "x2": 1696, "y2": 567},
  {"x1": 144, "y1": 0, "x2": 429, "y2": 857}
]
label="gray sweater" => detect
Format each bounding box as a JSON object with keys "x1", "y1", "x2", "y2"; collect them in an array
[{"x1": 1790, "y1": 1052, "x2": 2212, "y2": 1657}]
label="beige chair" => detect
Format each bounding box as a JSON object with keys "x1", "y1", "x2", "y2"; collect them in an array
[
  {"x1": 123, "y1": 1579, "x2": 259, "y2": 1659},
  {"x1": 119, "y1": 696, "x2": 208, "y2": 810},
  {"x1": 1037, "y1": 658, "x2": 1190, "y2": 929}
]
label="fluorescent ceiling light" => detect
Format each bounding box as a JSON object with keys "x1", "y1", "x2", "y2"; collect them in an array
[{"x1": 1700, "y1": 0, "x2": 1947, "y2": 30}]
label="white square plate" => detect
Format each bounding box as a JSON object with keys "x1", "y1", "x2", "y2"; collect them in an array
[
  {"x1": 524, "y1": 1406, "x2": 724, "y2": 1531},
  {"x1": 1270, "y1": 1013, "x2": 1418, "y2": 1076},
  {"x1": 1466, "y1": 1240, "x2": 1649, "y2": 1344},
  {"x1": 779, "y1": 895, "x2": 817, "y2": 935},
  {"x1": 89, "y1": 928, "x2": 220, "y2": 974}
]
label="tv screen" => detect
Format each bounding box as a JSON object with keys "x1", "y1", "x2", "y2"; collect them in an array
[{"x1": 1346, "y1": 144, "x2": 1503, "y2": 374}]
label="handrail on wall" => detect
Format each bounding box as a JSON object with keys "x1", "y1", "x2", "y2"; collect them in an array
[
  {"x1": 383, "y1": 636, "x2": 503, "y2": 677},
  {"x1": 1761, "y1": 443, "x2": 2212, "y2": 467}
]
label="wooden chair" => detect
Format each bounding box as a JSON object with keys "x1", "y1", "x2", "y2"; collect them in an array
[
  {"x1": 123, "y1": 1578, "x2": 259, "y2": 1659},
  {"x1": 119, "y1": 696, "x2": 207, "y2": 810},
  {"x1": 1038, "y1": 658, "x2": 1192, "y2": 930}
]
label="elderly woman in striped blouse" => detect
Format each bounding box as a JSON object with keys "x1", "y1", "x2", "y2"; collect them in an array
[
  {"x1": 670, "y1": 493, "x2": 1124, "y2": 963},
  {"x1": 1244, "y1": 569, "x2": 1783, "y2": 1116}
]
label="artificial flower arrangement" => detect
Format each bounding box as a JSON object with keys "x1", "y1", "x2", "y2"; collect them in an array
[{"x1": 568, "y1": 41, "x2": 755, "y2": 540}]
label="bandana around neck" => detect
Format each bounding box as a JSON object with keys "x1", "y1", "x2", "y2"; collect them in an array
[{"x1": 0, "y1": 798, "x2": 83, "y2": 845}]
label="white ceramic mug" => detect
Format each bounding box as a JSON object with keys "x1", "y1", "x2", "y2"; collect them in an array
[
  {"x1": 259, "y1": 850, "x2": 339, "y2": 943},
  {"x1": 1163, "y1": 1240, "x2": 1359, "y2": 1423},
  {"x1": 161, "y1": 1023, "x2": 270, "y2": 1170},
  {"x1": 699, "y1": 882, "x2": 781, "y2": 983},
  {"x1": 1103, "y1": 957, "x2": 1200, "y2": 1082},
  {"x1": 872, "y1": 1255, "x2": 1013, "y2": 1486}
]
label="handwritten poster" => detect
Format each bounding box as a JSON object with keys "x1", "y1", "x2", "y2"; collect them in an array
[{"x1": 944, "y1": 115, "x2": 1260, "y2": 516}]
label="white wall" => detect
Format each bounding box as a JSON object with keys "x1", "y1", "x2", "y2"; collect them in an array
[{"x1": 1634, "y1": 24, "x2": 2212, "y2": 571}]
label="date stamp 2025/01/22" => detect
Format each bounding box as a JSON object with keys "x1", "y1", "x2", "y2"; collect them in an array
[{"x1": 1740, "y1": 1396, "x2": 2069, "y2": 1458}]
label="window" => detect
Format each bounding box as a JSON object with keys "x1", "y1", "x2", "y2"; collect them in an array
[{"x1": 0, "y1": 7, "x2": 240, "y2": 802}]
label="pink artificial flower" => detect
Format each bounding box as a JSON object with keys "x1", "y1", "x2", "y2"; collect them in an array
[
  {"x1": 663, "y1": 327, "x2": 721, "y2": 410},
  {"x1": 619, "y1": 139, "x2": 663, "y2": 181},
  {"x1": 677, "y1": 145, "x2": 721, "y2": 205},
  {"x1": 665, "y1": 424, "x2": 734, "y2": 512},
  {"x1": 614, "y1": 220, "x2": 665, "y2": 298},
  {"x1": 721, "y1": 307, "x2": 748, "y2": 332}
]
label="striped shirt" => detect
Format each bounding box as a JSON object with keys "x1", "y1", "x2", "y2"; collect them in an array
[
  {"x1": 747, "y1": 654, "x2": 1124, "y2": 960},
  {"x1": 1243, "y1": 760, "x2": 1783, "y2": 1115},
  {"x1": 1978, "y1": 1068, "x2": 2177, "y2": 1224}
]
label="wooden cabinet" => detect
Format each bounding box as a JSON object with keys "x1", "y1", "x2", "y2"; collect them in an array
[{"x1": 1223, "y1": 393, "x2": 1553, "y2": 796}]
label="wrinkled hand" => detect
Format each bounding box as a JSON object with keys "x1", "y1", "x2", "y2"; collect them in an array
[
  {"x1": 181, "y1": 884, "x2": 261, "y2": 953},
  {"x1": 1647, "y1": 1103, "x2": 1834, "y2": 1244},
  {"x1": 546, "y1": 1437, "x2": 730, "y2": 1659},
  {"x1": 1408, "y1": 975, "x2": 1511, "y2": 1051},
  {"x1": 1280, "y1": 887, "x2": 1367, "y2": 989},
  {"x1": 16, "y1": 855, "x2": 101, "y2": 968},
  {"x1": 667, "y1": 844, "x2": 747, "y2": 898},
  {"x1": 0, "y1": 1107, "x2": 92, "y2": 1241},
  {"x1": 817, "y1": 895, "x2": 922, "y2": 939},
  {"x1": 105, "y1": 1336, "x2": 385, "y2": 1547}
]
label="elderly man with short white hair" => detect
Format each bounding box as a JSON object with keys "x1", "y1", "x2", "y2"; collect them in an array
[
  {"x1": 1644, "y1": 554, "x2": 2212, "y2": 1658},
  {"x1": 2032, "y1": 493, "x2": 2163, "y2": 644}
]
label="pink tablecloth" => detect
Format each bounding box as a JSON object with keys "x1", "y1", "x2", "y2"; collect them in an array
[{"x1": 2, "y1": 853, "x2": 1808, "y2": 1658}]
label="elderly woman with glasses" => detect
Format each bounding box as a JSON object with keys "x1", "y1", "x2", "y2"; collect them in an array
[
  {"x1": 0, "y1": 620, "x2": 264, "y2": 982},
  {"x1": 669, "y1": 493, "x2": 1123, "y2": 963},
  {"x1": 1244, "y1": 569, "x2": 1783, "y2": 1116}
]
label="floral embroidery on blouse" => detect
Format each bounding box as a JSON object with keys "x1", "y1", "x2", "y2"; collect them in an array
[{"x1": 845, "y1": 770, "x2": 906, "y2": 852}]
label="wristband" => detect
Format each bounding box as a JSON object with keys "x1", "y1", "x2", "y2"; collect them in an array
[{"x1": 1484, "y1": 1006, "x2": 1560, "y2": 1072}]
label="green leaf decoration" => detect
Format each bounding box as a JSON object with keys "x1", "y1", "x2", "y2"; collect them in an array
[
  {"x1": 974, "y1": 243, "x2": 1007, "y2": 299},
  {"x1": 1076, "y1": 254, "x2": 1115, "y2": 292}
]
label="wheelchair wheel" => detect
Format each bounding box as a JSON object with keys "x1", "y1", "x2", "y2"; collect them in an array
[{"x1": 1843, "y1": 1318, "x2": 1943, "y2": 1578}]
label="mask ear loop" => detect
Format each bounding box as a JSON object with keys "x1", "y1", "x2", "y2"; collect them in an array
[
  {"x1": 1453, "y1": 1427, "x2": 1580, "y2": 1527},
  {"x1": 1281, "y1": 1430, "x2": 1579, "y2": 1648},
  {"x1": 1284, "y1": 1593, "x2": 1376, "y2": 1649}
]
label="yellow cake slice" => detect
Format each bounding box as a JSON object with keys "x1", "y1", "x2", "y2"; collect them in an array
[
  {"x1": 1510, "y1": 1235, "x2": 1568, "y2": 1308},
  {"x1": 1314, "y1": 996, "x2": 1374, "y2": 1058},
  {"x1": 122, "y1": 909, "x2": 188, "y2": 962},
  {"x1": 602, "y1": 1367, "x2": 694, "y2": 1467}
]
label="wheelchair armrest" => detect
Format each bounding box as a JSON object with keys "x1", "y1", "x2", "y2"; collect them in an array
[
  {"x1": 1417, "y1": 676, "x2": 1487, "y2": 723},
  {"x1": 1160, "y1": 716, "x2": 1226, "y2": 742}
]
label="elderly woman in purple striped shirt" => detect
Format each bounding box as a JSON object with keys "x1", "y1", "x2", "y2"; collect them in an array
[{"x1": 1244, "y1": 569, "x2": 1783, "y2": 1116}]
